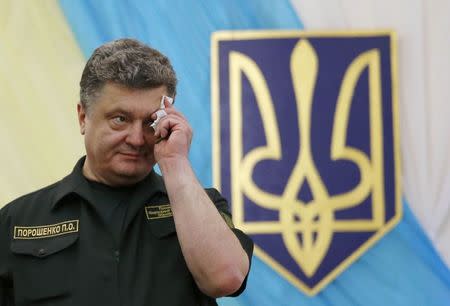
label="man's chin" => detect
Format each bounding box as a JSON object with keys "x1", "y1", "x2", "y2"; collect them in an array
[{"x1": 115, "y1": 166, "x2": 152, "y2": 182}]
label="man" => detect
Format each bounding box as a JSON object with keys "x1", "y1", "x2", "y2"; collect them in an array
[{"x1": 0, "y1": 38, "x2": 253, "y2": 306}]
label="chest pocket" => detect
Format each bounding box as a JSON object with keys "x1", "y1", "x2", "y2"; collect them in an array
[
  {"x1": 149, "y1": 216, "x2": 177, "y2": 238},
  {"x1": 10, "y1": 234, "x2": 78, "y2": 305}
]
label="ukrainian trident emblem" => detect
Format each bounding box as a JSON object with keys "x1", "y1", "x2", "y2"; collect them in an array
[{"x1": 212, "y1": 31, "x2": 401, "y2": 295}]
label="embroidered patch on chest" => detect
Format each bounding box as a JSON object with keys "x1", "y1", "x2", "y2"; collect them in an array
[
  {"x1": 145, "y1": 204, "x2": 173, "y2": 220},
  {"x1": 14, "y1": 220, "x2": 79, "y2": 239}
]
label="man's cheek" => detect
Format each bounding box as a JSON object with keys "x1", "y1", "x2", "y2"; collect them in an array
[{"x1": 103, "y1": 134, "x2": 123, "y2": 150}]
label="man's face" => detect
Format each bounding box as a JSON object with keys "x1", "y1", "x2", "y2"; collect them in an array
[{"x1": 78, "y1": 82, "x2": 167, "y2": 186}]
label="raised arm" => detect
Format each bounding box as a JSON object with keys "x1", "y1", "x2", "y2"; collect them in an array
[{"x1": 154, "y1": 102, "x2": 250, "y2": 297}]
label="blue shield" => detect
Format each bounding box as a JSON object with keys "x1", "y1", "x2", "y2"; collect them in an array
[{"x1": 211, "y1": 31, "x2": 402, "y2": 295}]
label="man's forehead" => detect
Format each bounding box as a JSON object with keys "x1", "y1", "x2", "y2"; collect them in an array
[
  {"x1": 95, "y1": 83, "x2": 167, "y2": 113},
  {"x1": 101, "y1": 82, "x2": 167, "y2": 98}
]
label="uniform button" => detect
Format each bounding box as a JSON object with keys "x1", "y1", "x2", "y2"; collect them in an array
[
  {"x1": 114, "y1": 250, "x2": 120, "y2": 262},
  {"x1": 37, "y1": 248, "x2": 46, "y2": 256}
]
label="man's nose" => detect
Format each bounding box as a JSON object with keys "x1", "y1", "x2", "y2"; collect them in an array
[{"x1": 126, "y1": 123, "x2": 145, "y2": 147}]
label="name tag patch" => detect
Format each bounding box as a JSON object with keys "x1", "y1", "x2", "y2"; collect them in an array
[
  {"x1": 145, "y1": 204, "x2": 172, "y2": 220},
  {"x1": 14, "y1": 220, "x2": 79, "y2": 239}
]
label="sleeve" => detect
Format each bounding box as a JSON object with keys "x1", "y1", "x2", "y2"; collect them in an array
[
  {"x1": 0, "y1": 205, "x2": 15, "y2": 305},
  {"x1": 205, "y1": 188, "x2": 254, "y2": 297}
]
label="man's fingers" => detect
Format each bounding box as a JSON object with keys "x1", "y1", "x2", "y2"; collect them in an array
[
  {"x1": 154, "y1": 116, "x2": 174, "y2": 138},
  {"x1": 153, "y1": 108, "x2": 188, "y2": 131},
  {"x1": 164, "y1": 97, "x2": 174, "y2": 108},
  {"x1": 154, "y1": 115, "x2": 191, "y2": 140},
  {"x1": 150, "y1": 110, "x2": 167, "y2": 131},
  {"x1": 152, "y1": 98, "x2": 190, "y2": 141}
]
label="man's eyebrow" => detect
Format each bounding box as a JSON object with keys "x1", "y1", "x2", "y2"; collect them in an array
[
  {"x1": 105, "y1": 108, "x2": 154, "y2": 120},
  {"x1": 105, "y1": 108, "x2": 133, "y2": 117}
]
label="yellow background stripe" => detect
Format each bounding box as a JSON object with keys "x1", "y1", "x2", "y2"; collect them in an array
[{"x1": 0, "y1": 0, "x2": 85, "y2": 206}]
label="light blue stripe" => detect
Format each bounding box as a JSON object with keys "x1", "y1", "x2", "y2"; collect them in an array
[
  {"x1": 58, "y1": 1, "x2": 450, "y2": 305},
  {"x1": 236, "y1": 200, "x2": 450, "y2": 306},
  {"x1": 58, "y1": 0, "x2": 302, "y2": 187}
]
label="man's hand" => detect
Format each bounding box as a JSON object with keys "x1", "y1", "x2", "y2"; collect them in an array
[{"x1": 152, "y1": 98, "x2": 193, "y2": 162}]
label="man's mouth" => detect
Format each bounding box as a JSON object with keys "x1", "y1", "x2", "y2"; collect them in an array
[{"x1": 120, "y1": 152, "x2": 142, "y2": 159}]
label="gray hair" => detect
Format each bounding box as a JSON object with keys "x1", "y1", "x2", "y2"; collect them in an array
[{"x1": 80, "y1": 38, "x2": 177, "y2": 110}]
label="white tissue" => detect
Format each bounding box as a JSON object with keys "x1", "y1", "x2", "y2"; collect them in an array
[{"x1": 150, "y1": 96, "x2": 173, "y2": 130}]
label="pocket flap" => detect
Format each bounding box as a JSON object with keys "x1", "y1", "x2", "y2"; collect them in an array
[
  {"x1": 149, "y1": 217, "x2": 177, "y2": 238},
  {"x1": 11, "y1": 234, "x2": 78, "y2": 258}
]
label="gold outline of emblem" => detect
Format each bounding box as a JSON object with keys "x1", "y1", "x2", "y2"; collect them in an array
[{"x1": 211, "y1": 30, "x2": 402, "y2": 296}]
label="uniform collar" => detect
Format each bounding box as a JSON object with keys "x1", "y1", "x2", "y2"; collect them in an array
[{"x1": 51, "y1": 156, "x2": 167, "y2": 210}]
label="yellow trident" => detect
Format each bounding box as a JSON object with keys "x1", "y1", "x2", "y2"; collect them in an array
[{"x1": 228, "y1": 39, "x2": 386, "y2": 277}]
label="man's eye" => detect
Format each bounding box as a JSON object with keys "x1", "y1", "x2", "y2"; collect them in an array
[{"x1": 112, "y1": 116, "x2": 126, "y2": 124}]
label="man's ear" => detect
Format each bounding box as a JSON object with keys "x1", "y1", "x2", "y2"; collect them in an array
[{"x1": 77, "y1": 103, "x2": 87, "y2": 135}]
